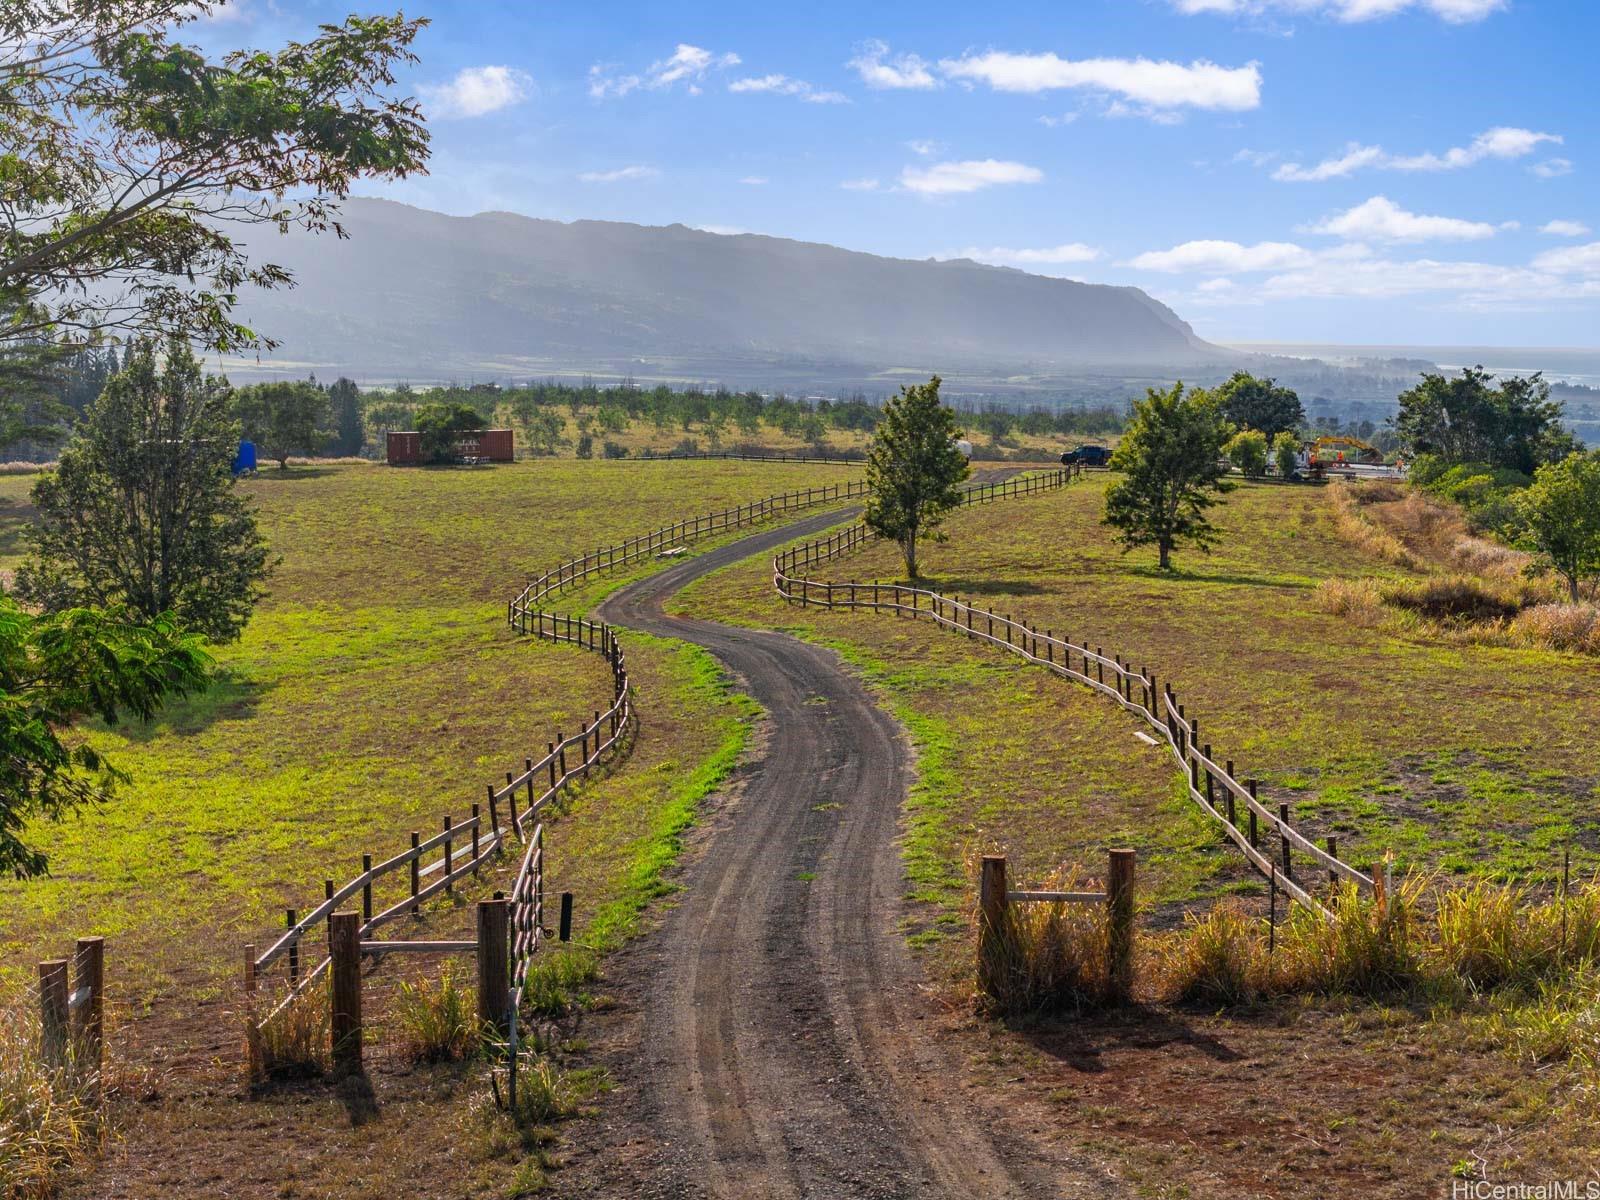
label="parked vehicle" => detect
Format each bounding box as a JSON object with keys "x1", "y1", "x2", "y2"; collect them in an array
[{"x1": 1061, "y1": 444, "x2": 1112, "y2": 467}]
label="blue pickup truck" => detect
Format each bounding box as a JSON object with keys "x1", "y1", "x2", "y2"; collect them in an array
[{"x1": 1060, "y1": 444, "x2": 1112, "y2": 467}]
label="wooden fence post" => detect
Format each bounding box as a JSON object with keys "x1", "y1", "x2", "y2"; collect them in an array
[
  {"x1": 977, "y1": 855, "x2": 1009, "y2": 1000},
  {"x1": 1247, "y1": 781, "x2": 1259, "y2": 848},
  {"x1": 410, "y1": 834, "x2": 421, "y2": 914},
  {"x1": 471, "y1": 804, "x2": 481, "y2": 871},
  {"x1": 73, "y1": 936, "x2": 104, "y2": 1076},
  {"x1": 1278, "y1": 803, "x2": 1292, "y2": 881},
  {"x1": 487, "y1": 784, "x2": 500, "y2": 837},
  {"x1": 361, "y1": 855, "x2": 373, "y2": 923},
  {"x1": 1225, "y1": 760, "x2": 1236, "y2": 827},
  {"x1": 1203, "y1": 745, "x2": 1215, "y2": 809},
  {"x1": 38, "y1": 959, "x2": 69, "y2": 1067},
  {"x1": 329, "y1": 912, "x2": 362, "y2": 1076},
  {"x1": 286, "y1": 909, "x2": 299, "y2": 983},
  {"x1": 1107, "y1": 849, "x2": 1137, "y2": 1002},
  {"x1": 1327, "y1": 836, "x2": 1339, "y2": 889},
  {"x1": 443, "y1": 816, "x2": 454, "y2": 894},
  {"x1": 560, "y1": 893, "x2": 574, "y2": 942},
  {"x1": 477, "y1": 898, "x2": 511, "y2": 1036}
]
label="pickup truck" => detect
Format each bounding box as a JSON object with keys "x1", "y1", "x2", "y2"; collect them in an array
[{"x1": 1060, "y1": 445, "x2": 1112, "y2": 467}]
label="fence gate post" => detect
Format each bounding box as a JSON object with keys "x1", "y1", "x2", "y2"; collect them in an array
[
  {"x1": 477, "y1": 898, "x2": 511, "y2": 1037},
  {"x1": 1107, "y1": 849, "x2": 1137, "y2": 1002},
  {"x1": 329, "y1": 911, "x2": 362, "y2": 1076},
  {"x1": 73, "y1": 936, "x2": 104, "y2": 1078},
  {"x1": 38, "y1": 959, "x2": 69, "y2": 1067},
  {"x1": 977, "y1": 855, "x2": 1009, "y2": 1000}
]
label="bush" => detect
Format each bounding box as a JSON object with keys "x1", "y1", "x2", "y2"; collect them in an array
[
  {"x1": 600, "y1": 440, "x2": 628, "y2": 459},
  {"x1": 1225, "y1": 429, "x2": 1269, "y2": 477},
  {"x1": 393, "y1": 966, "x2": 483, "y2": 1063},
  {"x1": 1272, "y1": 431, "x2": 1298, "y2": 480},
  {"x1": 574, "y1": 433, "x2": 593, "y2": 460}
]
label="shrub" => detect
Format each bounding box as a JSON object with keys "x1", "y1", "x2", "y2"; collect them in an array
[
  {"x1": 393, "y1": 966, "x2": 483, "y2": 1063},
  {"x1": 600, "y1": 440, "x2": 629, "y2": 459},
  {"x1": 574, "y1": 433, "x2": 593, "y2": 459},
  {"x1": 1316, "y1": 577, "x2": 1386, "y2": 624},
  {"x1": 1272, "y1": 431, "x2": 1299, "y2": 480},
  {"x1": 1225, "y1": 429, "x2": 1269, "y2": 477}
]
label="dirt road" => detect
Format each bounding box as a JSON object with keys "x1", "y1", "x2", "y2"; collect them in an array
[{"x1": 567, "y1": 505, "x2": 1108, "y2": 1199}]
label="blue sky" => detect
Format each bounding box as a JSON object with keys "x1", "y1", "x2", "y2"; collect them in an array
[{"x1": 207, "y1": 0, "x2": 1599, "y2": 346}]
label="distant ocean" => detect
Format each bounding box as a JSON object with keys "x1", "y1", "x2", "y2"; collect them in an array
[{"x1": 1225, "y1": 344, "x2": 1600, "y2": 389}]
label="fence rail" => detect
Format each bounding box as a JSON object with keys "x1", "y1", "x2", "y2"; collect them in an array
[{"x1": 771, "y1": 464, "x2": 1370, "y2": 920}]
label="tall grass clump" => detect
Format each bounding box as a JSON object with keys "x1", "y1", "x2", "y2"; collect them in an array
[
  {"x1": 523, "y1": 949, "x2": 598, "y2": 1017},
  {"x1": 1271, "y1": 878, "x2": 1427, "y2": 996},
  {"x1": 248, "y1": 982, "x2": 328, "y2": 1082},
  {"x1": 1328, "y1": 483, "x2": 1414, "y2": 567},
  {"x1": 1316, "y1": 576, "x2": 1388, "y2": 625},
  {"x1": 393, "y1": 965, "x2": 483, "y2": 1063},
  {"x1": 0, "y1": 1003, "x2": 103, "y2": 1199},
  {"x1": 973, "y1": 863, "x2": 1113, "y2": 1016},
  {"x1": 1156, "y1": 902, "x2": 1266, "y2": 1006},
  {"x1": 1511, "y1": 603, "x2": 1600, "y2": 654}
]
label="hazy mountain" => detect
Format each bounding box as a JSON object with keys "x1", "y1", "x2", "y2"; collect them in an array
[{"x1": 229, "y1": 198, "x2": 1226, "y2": 386}]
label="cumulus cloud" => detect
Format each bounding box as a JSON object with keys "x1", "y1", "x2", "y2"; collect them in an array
[
  {"x1": 848, "y1": 40, "x2": 938, "y2": 89},
  {"x1": 577, "y1": 165, "x2": 659, "y2": 183},
  {"x1": 419, "y1": 65, "x2": 531, "y2": 119},
  {"x1": 1169, "y1": 0, "x2": 1504, "y2": 22},
  {"x1": 939, "y1": 51, "x2": 1261, "y2": 113},
  {"x1": 1272, "y1": 128, "x2": 1559, "y2": 182},
  {"x1": 899, "y1": 159, "x2": 1044, "y2": 195},
  {"x1": 1128, "y1": 239, "x2": 1314, "y2": 273},
  {"x1": 1307, "y1": 195, "x2": 1496, "y2": 242},
  {"x1": 1533, "y1": 242, "x2": 1600, "y2": 274},
  {"x1": 906, "y1": 139, "x2": 943, "y2": 156},
  {"x1": 1541, "y1": 219, "x2": 1591, "y2": 237},
  {"x1": 1531, "y1": 158, "x2": 1574, "y2": 179},
  {"x1": 728, "y1": 74, "x2": 847, "y2": 103},
  {"x1": 955, "y1": 243, "x2": 1102, "y2": 267},
  {"x1": 589, "y1": 44, "x2": 740, "y2": 98}
]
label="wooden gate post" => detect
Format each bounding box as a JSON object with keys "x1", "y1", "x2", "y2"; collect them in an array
[
  {"x1": 977, "y1": 855, "x2": 1009, "y2": 999},
  {"x1": 1107, "y1": 849, "x2": 1137, "y2": 1002},
  {"x1": 329, "y1": 911, "x2": 362, "y2": 1076},
  {"x1": 477, "y1": 898, "x2": 511, "y2": 1037},
  {"x1": 38, "y1": 959, "x2": 69, "y2": 1067},
  {"x1": 72, "y1": 936, "x2": 104, "y2": 1078}
]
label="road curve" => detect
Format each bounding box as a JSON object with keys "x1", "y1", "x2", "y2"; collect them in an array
[{"x1": 568, "y1": 501, "x2": 1095, "y2": 1200}]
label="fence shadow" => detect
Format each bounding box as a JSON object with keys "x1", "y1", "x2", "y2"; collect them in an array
[
  {"x1": 923, "y1": 578, "x2": 1050, "y2": 599},
  {"x1": 1126, "y1": 564, "x2": 1315, "y2": 591},
  {"x1": 335, "y1": 1071, "x2": 380, "y2": 1126},
  {"x1": 1010, "y1": 1003, "x2": 1244, "y2": 1075}
]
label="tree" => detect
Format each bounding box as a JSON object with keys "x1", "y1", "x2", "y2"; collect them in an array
[
  {"x1": 233, "y1": 380, "x2": 330, "y2": 468},
  {"x1": 1272, "y1": 431, "x2": 1300, "y2": 480},
  {"x1": 0, "y1": 2, "x2": 428, "y2": 355},
  {"x1": 864, "y1": 376, "x2": 970, "y2": 578},
  {"x1": 1395, "y1": 368, "x2": 1574, "y2": 474},
  {"x1": 1103, "y1": 382, "x2": 1235, "y2": 570},
  {"x1": 15, "y1": 342, "x2": 273, "y2": 642},
  {"x1": 328, "y1": 378, "x2": 365, "y2": 457},
  {"x1": 365, "y1": 400, "x2": 412, "y2": 440},
  {"x1": 1514, "y1": 451, "x2": 1600, "y2": 602},
  {"x1": 1225, "y1": 429, "x2": 1269, "y2": 477},
  {"x1": 1215, "y1": 372, "x2": 1304, "y2": 440},
  {"x1": 413, "y1": 403, "x2": 485, "y2": 465},
  {"x1": 0, "y1": 598, "x2": 209, "y2": 878}
]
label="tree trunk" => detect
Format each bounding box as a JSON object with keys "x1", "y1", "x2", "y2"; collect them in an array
[
  {"x1": 902, "y1": 532, "x2": 918, "y2": 579},
  {"x1": 1569, "y1": 574, "x2": 1581, "y2": 603},
  {"x1": 1158, "y1": 541, "x2": 1171, "y2": 571}
]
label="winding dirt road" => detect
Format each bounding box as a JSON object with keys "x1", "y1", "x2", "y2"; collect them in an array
[{"x1": 565, "y1": 503, "x2": 1110, "y2": 1199}]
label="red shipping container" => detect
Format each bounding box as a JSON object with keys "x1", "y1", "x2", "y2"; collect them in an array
[{"x1": 386, "y1": 428, "x2": 514, "y2": 465}]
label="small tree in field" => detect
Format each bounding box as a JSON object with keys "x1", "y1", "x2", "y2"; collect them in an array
[
  {"x1": 15, "y1": 342, "x2": 273, "y2": 642},
  {"x1": 414, "y1": 403, "x2": 484, "y2": 465},
  {"x1": 1514, "y1": 450, "x2": 1600, "y2": 602},
  {"x1": 1103, "y1": 382, "x2": 1234, "y2": 570},
  {"x1": 1273, "y1": 431, "x2": 1300, "y2": 480},
  {"x1": 864, "y1": 376, "x2": 970, "y2": 578},
  {"x1": 1225, "y1": 429, "x2": 1269, "y2": 477},
  {"x1": 233, "y1": 380, "x2": 331, "y2": 468}
]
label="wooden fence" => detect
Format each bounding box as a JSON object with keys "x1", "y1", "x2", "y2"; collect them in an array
[
  {"x1": 771, "y1": 465, "x2": 1372, "y2": 919},
  {"x1": 32, "y1": 936, "x2": 106, "y2": 1089},
  {"x1": 637, "y1": 449, "x2": 867, "y2": 465}
]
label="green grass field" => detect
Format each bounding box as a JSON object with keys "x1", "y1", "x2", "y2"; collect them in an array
[{"x1": 0, "y1": 459, "x2": 856, "y2": 997}]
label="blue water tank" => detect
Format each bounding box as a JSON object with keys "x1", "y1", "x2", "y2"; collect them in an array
[{"x1": 233, "y1": 440, "x2": 257, "y2": 475}]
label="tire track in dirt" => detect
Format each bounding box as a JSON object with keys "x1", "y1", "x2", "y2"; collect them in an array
[{"x1": 566, "y1": 494, "x2": 1110, "y2": 1199}]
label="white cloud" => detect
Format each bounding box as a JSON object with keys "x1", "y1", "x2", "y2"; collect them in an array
[
  {"x1": 899, "y1": 158, "x2": 1044, "y2": 195},
  {"x1": 728, "y1": 74, "x2": 847, "y2": 103},
  {"x1": 938, "y1": 51, "x2": 1262, "y2": 112},
  {"x1": 1273, "y1": 143, "x2": 1385, "y2": 182},
  {"x1": 1271, "y1": 128, "x2": 1558, "y2": 181},
  {"x1": 1233, "y1": 147, "x2": 1278, "y2": 167},
  {"x1": 955, "y1": 243, "x2": 1103, "y2": 267},
  {"x1": 1169, "y1": 0, "x2": 1505, "y2": 23},
  {"x1": 1541, "y1": 219, "x2": 1591, "y2": 237},
  {"x1": 419, "y1": 65, "x2": 531, "y2": 119},
  {"x1": 1533, "y1": 242, "x2": 1600, "y2": 274},
  {"x1": 1389, "y1": 126, "x2": 1561, "y2": 171},
  {"x1": 739, "y1": 176, "x2": 769, "y2": 186},
  {"x1": 840, "y1": 177, "x2": 882, "y2": 191},
  {"x1": 1307, "y1": 195, "x2": 1496, "y2": 242},
  {"x1": 1037, "y1": 112, "x2": 1081, "y2": 128},
  {"x1": 847, "y1": 40, "x2": 938, "y2": 89},
  {"x1": 1129, "y1": 239, "x2": 1314, "y2": 273},
  {"x1": 906, "y1": 139, "x2": 943, "y2": 156},
  {"x1": 589, "y1": 44, "x2": 740, "y2": 98},
  {"x1": 577, "y1": 165, "x2": 659, "y2": 183},
  {"x1": 1532, "y1": 158, "x2": 1574, "y2": 178}
]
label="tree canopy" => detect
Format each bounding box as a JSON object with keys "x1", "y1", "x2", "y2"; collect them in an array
[
  {"x1": 15, "y1": 342, "x2": 273, "y2": 642},
  {"x1": 1104, "y1": 382, "x2": 1235, "y2": 570},
  {"x1": 1514, "y1": 450, "x2": 1600, "y2": 603},
  {"x1": 233, "y1": 379, "x2": 331, "y2": 467},
  {"x1": 1395, "y1": 368, "x2": 1574, "y2": 475},
  {"x1": 1215, "y1": 372, "x2": 1305, "y2": 440},
  {"x1": 0, "y1": 1, "x2": 429, "y2": 354},
  {"x1": 414, "y1": 402, "x2": 486, "y2": 464},
  {"x1": 0, "y1": 597, "x2": 209, "y2": 878},
  {"x1": 863, "y1": 376, "x2": 970, "y2": 578}
]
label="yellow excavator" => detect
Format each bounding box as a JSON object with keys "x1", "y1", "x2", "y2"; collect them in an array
[{"x1": 1305, "y1": 434, "x2": 1383, "y2": 477}]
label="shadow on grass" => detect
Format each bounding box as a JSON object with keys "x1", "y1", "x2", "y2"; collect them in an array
[
  {"x1": 1009, "y1": 1003, "x2": 1245, "y2": 1074},
  {"x1": 336, "y1": 1071, "x2": 381, "y2": 1127},
  {"x1": 1127, "y1": 564, "x2": 1315, "y2": 591},
  {"x1": 111, "y1": 667, "x2": 269, "y2": 741},
  {"x1": 920, "y1": 578, "x2": 1051, "y2": 599}
]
